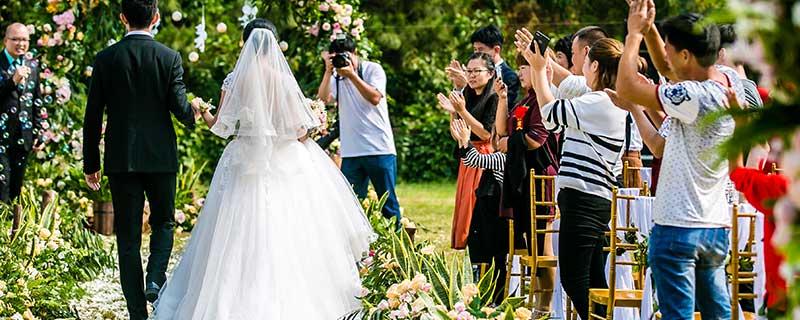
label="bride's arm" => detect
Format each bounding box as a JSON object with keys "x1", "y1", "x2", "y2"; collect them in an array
[{"x1": 200, "y1": 91, "x2": 225, "y2": 128}]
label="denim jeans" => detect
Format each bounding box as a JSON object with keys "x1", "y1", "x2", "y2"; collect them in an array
[
  {"x1": 341, "y1": 154, "x2": 401, "y2": 222},
  {"x1": 649, "y1": 224, "x2": 731, "y2": 320}
]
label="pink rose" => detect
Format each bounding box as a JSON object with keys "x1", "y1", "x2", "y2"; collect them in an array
[
  {"x1": 306, "y1": 23, "x2": 319, "y2": 37},
  {"x1": 319, "y1": 3, "x2": 329, "y2": 11},
  {"x1": 332, "y1": 22, "x2": 341, "y2": 30}
]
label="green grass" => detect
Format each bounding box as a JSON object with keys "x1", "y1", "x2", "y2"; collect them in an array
[{"x1": 396, "y1": 181, "x2": 456, "y2": 252}]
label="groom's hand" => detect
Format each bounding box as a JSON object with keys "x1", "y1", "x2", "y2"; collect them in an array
[{"x1": 85, "y1": 171, "x2": 101, "y2": 191}]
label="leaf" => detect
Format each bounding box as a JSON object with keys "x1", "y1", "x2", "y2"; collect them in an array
[{"x1": 477, "y1": 262, "x2": 497, "y2": 306}]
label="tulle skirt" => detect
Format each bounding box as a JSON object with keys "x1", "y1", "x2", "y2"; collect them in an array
[{"x1": 153, "y1": 137, "x2": 374, "y2": 320}]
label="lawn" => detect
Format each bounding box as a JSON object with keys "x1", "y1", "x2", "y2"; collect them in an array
[{"x1": 395, "y1": 181, "x2": 456, "y2": 252}]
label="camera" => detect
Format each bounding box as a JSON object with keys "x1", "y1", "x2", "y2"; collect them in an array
[{"x1": 331, "y1": 52, "x2": 351, "y2": 68}]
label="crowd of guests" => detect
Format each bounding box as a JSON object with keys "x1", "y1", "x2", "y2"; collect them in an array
[{"x1": 439, "y1": 0, "x2": 788, "y2": 318}]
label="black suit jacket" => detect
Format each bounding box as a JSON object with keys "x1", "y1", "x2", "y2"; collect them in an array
[
  {"x1": 83, "y1": 34, "x2": 195, "y2": 174},
  {"x1": 0, "y1": 50, "x2": 45, "y2": 152},
  {"x1": 499, "y1": 61, "x2": 520, "y2": 109}
]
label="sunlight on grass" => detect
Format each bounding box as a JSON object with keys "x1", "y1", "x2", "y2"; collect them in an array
[{"x1": 396, "y1": 181, "x2": 457, "y2": 252}]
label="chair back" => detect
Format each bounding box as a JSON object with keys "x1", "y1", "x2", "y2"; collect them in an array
[
  {"x1": 730, "y1": 204, "x2": 758, "y2": 320},
  {"x1": 604, "y1": 188, "x2": 642, "y2": 318}
]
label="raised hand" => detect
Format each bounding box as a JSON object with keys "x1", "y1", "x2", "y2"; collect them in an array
[
  {"x1": 515, "y1": 28, "x2": 547, "y2": 71},
  {"x1": 627, "y1": 0, "x2": 656, "y2": 36},
  {"x1": 445, "y1": 60, "x2": 468, "y2": 89},
  {"x1": 493, "y1": 77, "x2": 507, "y2": 99},
  {"x1": 437, "y1": 93, "x2": 455, "y2": 114},
  {"x1": 321, "y1": 51, "x2": 334, "y2": 74}
]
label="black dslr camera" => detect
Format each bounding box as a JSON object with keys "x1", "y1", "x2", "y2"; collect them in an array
[{"x1": 331, "y1": 52, "x2": 351, "y2": 68}]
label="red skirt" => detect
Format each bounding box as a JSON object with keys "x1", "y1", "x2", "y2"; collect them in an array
[{"x1": 451, "y1": 141, "x2": 493, "y2": 249}]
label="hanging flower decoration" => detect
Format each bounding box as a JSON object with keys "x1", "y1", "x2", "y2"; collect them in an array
[
  {"x1": 194, "y1": 7, "x2": 207, "y2": 53},
  {"x1": 239, "y1": 1, "x2": 258, "y2": 27}
]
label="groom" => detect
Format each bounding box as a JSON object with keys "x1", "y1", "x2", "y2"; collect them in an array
[{"x1": 82, "y1": 0, "x2": 197, "y2": 319}]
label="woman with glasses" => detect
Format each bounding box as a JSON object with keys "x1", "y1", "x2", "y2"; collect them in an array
[{"x1": 438, "y1": 52, "x2": 499, "y2": 250}]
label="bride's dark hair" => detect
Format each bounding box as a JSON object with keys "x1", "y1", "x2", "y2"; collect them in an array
[{"x1": 243, "y1": 18, "x2": 278, "y2": 43}]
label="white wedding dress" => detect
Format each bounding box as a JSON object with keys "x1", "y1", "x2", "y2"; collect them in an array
[{"x1": 152, "y1": 30, "x2": 375, "y2": 320}]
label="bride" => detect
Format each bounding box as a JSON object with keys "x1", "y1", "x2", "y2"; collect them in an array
[{"x1": 152, "y1": 19, "x2": 375, "y2": 319}]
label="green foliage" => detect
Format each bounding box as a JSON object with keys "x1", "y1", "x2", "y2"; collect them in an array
[
  {"x1": 0, "y1": 188, "x2": 114, "y2": 318},
  {"x1": 358, "y1": 196, "x2": 526, "y2": 319}
]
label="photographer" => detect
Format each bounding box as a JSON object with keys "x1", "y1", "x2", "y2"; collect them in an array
[{"x1": 317, "y1": 34, "x2": 401, "y2": 223}]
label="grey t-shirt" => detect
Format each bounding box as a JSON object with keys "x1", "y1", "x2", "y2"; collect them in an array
[
  {"x1": 330, "y1": 60, "x2": 396, "y2": 157},
  {"x1": 653, "y1": 66, "x2": 744, "y2": 228}
]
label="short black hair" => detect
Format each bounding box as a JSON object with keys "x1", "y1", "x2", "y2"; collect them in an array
[
  {"x1": 470, "y1": 25, "x2": 504, "y2": 48},
  {"x1": 122, "y1": 0, "x2": 158, "y2": 29},
  {"x1": 554, "y1": 34, "x2": 574, "y2": 68},
  {"x1": 718, "y1": 24, "x2": 736, "y2": 48},
  {"x1": 573, "y1": 26, "x2": 608, "y2": 48},
  {"x1": 662, "y1": 13, "x2": 720, "y2": 68},
  {"x1": 243, "y1": 18, "x2": 278, "y2": 43},
  {"x1": 328, "y1": 34, "x2": 356, "y2": 53}
]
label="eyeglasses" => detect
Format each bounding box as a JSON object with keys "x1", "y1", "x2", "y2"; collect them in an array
[
  {"x1": 6, "y1": 37, "x2": 29, "y2": 43},
  {"x1": 465, "y1": 69, "x2": 490, "y2": 75}
]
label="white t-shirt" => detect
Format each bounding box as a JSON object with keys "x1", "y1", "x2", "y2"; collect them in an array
[
  {"x1": 556, "y1": 75, "x2": 591, "y2": 99},
  {"x1": 653, "y1": 67, "x2": 743, "y2": 228},
  {"x1": 544, "y1": 80, "x2": 627, "y2": 200},
  {"x1": 330, "y1": 60, "x2": 396, "y2": 157},
  {"x1": 558, "y1": 75, "x2": 643, "y2": 152}
]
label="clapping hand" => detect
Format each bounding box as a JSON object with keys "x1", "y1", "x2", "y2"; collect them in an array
[
  {"x1": 449, "y1": 91, "x2": 466, "y2": 114},
  {"x1": 450, "y1": 119, "x2": 472, "y2": 147},
  {"x1": 437, "y1": 93, "x2": 455, "y2": 114},
  {"x1": 445, "y1": 60, "x2": 467, "y2": 90}
]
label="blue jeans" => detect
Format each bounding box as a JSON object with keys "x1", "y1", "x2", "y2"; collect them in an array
[
  {"x1": 649, "y1": 224, "x2": 731, "y2": 320},
  {"x1": 341, "y1": 154, "x2": 401, "y2": 222}
]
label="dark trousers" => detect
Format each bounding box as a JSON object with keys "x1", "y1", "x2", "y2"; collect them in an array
[
  {"x1": 0, "y1": 144, "x2": 29, "y2": 203},
  {"x1": 341, "y1": 154, "x2": 401, "y2": 221},
  {"x1": 557, "y1": 188, "x2": 610, "y2": 320},
  {"x1": 467, "y1": 194, "x2": 507, "y2": 304},
  {"x1": 108, "y1": 173, "x2": 177, "y2": 320}
]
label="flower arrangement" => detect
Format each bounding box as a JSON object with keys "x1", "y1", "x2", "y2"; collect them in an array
[
  {"x1": 357, "y1": 196, "x2": 528, "y2": 320},
  {"x1": 711, "y1": 1, "x2": 800, "y2": 317}
]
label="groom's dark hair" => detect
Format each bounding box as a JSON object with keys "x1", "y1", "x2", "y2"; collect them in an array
[
  {"x1": 121, "y1": 0, "x2": 159, "y2": 29},
  {"x1": 244, "y1": 19, "x2": 278, "y2": 43}
]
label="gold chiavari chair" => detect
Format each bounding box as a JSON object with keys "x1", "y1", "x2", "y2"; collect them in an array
[
  {"x1": 622, "y1": 161, "x2": 650, "y2": 196},
  {"x1": 503, "y1": 171, "x2": 559, "y2": 309},
  {"x1": 588, "y1": 188, "x2": 643, "y2": 320},
  {"x1": 730, "y1": 203, "x2": 758, "y2": 320}
]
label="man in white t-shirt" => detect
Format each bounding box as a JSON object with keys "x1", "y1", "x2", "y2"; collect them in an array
[
  {"x1": 617, "y1": 2, "x2": 739, "y2": 319},
  {"x1": 317, "y1": 35, "x2": 400, "y2": 222}
]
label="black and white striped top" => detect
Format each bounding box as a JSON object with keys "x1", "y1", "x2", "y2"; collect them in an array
[
  {"x1": 460, "y1": 145, "x2": 506, "y2": 184},
  {"x1": 540, "y1": 89, "x2": 628, "y2": 200}
]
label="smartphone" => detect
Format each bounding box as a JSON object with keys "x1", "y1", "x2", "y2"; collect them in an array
[{"x1": 530, "y1": 31, "x2": 551, "y2": 56}]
